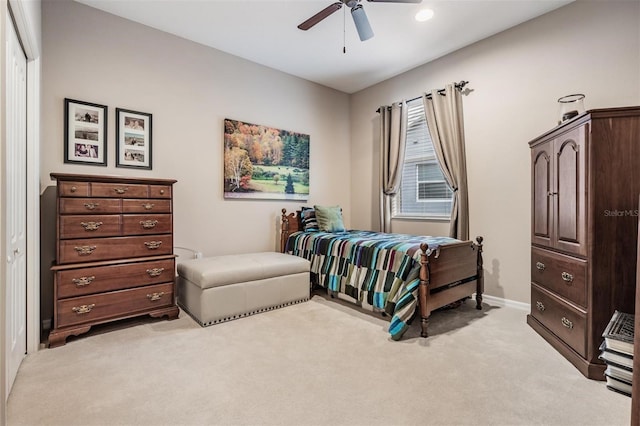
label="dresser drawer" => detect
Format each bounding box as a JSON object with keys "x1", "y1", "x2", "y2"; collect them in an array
[
  {"x1": 122, "y1": 199, "x2": 172, "y2": 213},
  {"x1": 91, "y1": 182, "x2": 148, "y2": 198},
  {"x1": 56, "y1": 258, "x2": 175, "y2": 298},
  {"x1": 58, "y1": 235, "x2": 173, "y2": 264},
  {"x1": 149, "y1": 185, "x2": 172, "y2": 199},
  {"x1": 59, "y1": 181, "x2": 89, "y2": 197},
  {"x1": 531, "y1": 283, "x2": 586, "y2": 357},
  {"x1": 56, "y1": 282, "x2": 174, "y2": 328},
  {"x1": 59, "y1": 215, "x2": 121, "y2": 239},
  {"x1": 122, "y1": 214, "x2": 172, "y2": 235},
  {"x1": 60, "y1": 198, "x2": 121, "y2": 214},
  {"x1": 531, "y1": 247, "x2": 587, "y2": 308}
]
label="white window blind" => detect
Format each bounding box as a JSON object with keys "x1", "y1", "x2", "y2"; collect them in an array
[{"x1": 393, "y1": 98, "x2": 453, "y2": 218}]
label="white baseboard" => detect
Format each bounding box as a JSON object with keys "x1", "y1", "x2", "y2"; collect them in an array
[{"x1": 476, "y1": 293, "x2": 530, "y2": 311}]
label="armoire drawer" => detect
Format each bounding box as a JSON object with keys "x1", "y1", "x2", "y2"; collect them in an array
[
  {"x1": 122, "y1": 214, "x2": 172, "y2": 235},
  {"x1": 59, "y1": 214, "x2": 121, "y2": 239},
  {"x1": 56, "y1": 258, "x2": 175, "y2": 298},
  {"x1": 531, "y1": 247, "x2": 587, "y2": 308},
  {"x1": 531, "y1": 283, "x2": 587, "y2": 357},
  {"x1": 122, "y1": 199, "x2": 172, "y2": 213},
  {"x1": 59, "y1": 198, "x2": 122, "y2": 214},
  {"x1": 58, "y1": 235, "x2": 173, "y2": 264},
  {"x1": 56, "y1": 282, "x2": 174, "y2": 328}
]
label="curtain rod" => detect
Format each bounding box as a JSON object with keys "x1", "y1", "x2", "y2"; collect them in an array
[{"x1": 376, "y1": 80, "x2": 469, "y2": 113}]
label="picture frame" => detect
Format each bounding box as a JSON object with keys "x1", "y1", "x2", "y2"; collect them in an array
[
  {"x1": 64, "y1": 98, "x2": 107, "y2": 166},
  {"x1": 116, "y1": 108, "x2": 152, "y2": 170},
  {"x1": 223, "y1": 118, "x2": 310, "y2": 201}
]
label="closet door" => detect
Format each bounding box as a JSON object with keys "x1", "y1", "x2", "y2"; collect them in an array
[{"x1": 5, "y1": 13, "x2": 28, "y2": 395}]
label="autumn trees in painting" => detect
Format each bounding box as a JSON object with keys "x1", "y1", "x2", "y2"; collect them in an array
[{"x1": 224, "y1": 118, "x2": 310, "y2": 200}]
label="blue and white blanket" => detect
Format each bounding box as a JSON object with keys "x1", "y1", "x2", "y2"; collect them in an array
[{"x1": 286, "y1": 230, "x2": 458, "y2": 340}]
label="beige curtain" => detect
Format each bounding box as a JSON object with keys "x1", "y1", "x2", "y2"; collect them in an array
[
  {"x1": 422, "y1": 84, "x2": 469, "y2": 240},
  {"x1": 378, "y1": 101, "x2": 407, "y2": 233}
]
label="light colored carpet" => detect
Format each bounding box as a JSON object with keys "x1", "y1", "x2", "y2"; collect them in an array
[{"x1": 8, "y1": 295, "x2": 631, "y2": 426}]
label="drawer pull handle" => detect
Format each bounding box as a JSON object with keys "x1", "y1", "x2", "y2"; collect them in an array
[
  {"x1": 84, "y1": 202, "x2": 99, "y2": 210},
  {"x1": 144, "y1": 241, "x2": 162, "y2": 250},
  {"x1": 561, "y1": 272, "x2": 574, "y2": 283},
  {"x1": 114, "y1": 187, "x2": 128, "y2": 194},
  {"x1": 74, "y1": 246, "x2": 96, "y2": 255},
  {"x1": 72, "y1": 276, "x2": 95, "y2": 287},
  {"x1": 536, "y1": 262, "x2": 545, "y2": 271},
  {"x1": 146, "y1": 268, "x2": 165, "y2": 277},
  {"x1": 160, "y1": 189, "x2": 165, "y2": 195},
  {"x1": 72, "y1": 304, "x2": 95, "y2": 315},
  {"x1": 140, "y1": 220, "x2": 158, "y2": 229},
  {"x1": 561, "y1": 317, "x2": 573, "y2": 329},
  {"x1": 70, "y1": 186, "x2": 77, "y2": 193},
  {"x1": 81, "y1": 221, "x2": 103, "y2": 231},
  {"x1": 142, "y1": 203, "x2": 155, "y2": 210},
  {"x1": 536, "y1": 301, "x2": 545, "y2": 312},
  {"x1": 147, "y1": 292, "x2": 165, "y2": 301}
]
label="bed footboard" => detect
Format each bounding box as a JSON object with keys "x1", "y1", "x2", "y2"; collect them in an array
[{"x1": 418, "y1": 236, "x2": 484, "y2": 337}]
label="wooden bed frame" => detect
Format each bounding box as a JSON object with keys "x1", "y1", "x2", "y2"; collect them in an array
[{"x1": 280, "y1": 209, "x2": 484, "y2": 338}]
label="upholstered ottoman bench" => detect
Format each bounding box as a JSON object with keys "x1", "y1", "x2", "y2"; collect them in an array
[{"x1": 176, "y1": 252, "x2": 310, "y2": 326}]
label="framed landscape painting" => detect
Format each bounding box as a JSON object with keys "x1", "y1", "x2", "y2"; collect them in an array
[{"x1": 223, "y1": 118, "x2": 309, "y2": 200}]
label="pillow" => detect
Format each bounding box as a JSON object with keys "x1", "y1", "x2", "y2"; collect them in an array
[
  {"x1": 300, "y1": 207, "x2": 319, "y2": 232},
  {"x1": 313, "y1": 205, "x2": 345, "y2": 232}
]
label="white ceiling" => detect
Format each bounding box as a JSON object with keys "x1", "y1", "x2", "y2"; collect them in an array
[{"x1": 75, "y1": 0, "x2": 573, "y2": 94}]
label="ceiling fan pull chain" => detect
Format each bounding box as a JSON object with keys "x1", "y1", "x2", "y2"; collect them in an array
[{"x1": 343, "y1": 4, "x2": 347, "y2": 54}]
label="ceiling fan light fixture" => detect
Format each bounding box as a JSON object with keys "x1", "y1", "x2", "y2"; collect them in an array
[
  {"x1": 351, "y1": 4, "x2": 374, "y2": 41},
  {"x1": 415, "y1": 8, "x2": 434, "y2": 22}
]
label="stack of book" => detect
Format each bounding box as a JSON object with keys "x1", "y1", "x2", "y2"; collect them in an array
[{"x1": 600, "y1": 310, "x2": 634, "y2": 397}]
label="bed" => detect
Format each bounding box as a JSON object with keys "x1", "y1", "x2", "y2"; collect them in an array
[{"x1": 280, "y1": 208, "x2": 484, "y2": 340}]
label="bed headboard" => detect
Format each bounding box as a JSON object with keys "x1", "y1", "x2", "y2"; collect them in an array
[{"x1": 280, "y1": 209, "x2": 301, "y2": 253}]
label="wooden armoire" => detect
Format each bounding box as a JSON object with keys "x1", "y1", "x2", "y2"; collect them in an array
[{"x1": 527, "y1": 106, "x2": 640, "y2": 380}]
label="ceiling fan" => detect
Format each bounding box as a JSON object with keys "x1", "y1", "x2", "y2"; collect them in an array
[{"x1": 298, "y1": 0, "x2": 423, "y2": 42}]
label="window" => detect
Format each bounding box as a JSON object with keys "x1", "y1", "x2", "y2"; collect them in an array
[{"x1": 393, "y1": 98, "x2": 453, "y2": 218}]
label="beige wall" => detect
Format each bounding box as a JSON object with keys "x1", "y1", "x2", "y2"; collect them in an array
[
  {"x1": 41, "y1": 0, "x2": 351, "y2": 258},
  {"x1": 349, "y1": 1, "x2": 640, "y2": 303}
]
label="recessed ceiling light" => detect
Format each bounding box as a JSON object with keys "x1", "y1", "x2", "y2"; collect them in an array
[{"x1": 415, "y1": 9, "x2": 434, "y2": 22}]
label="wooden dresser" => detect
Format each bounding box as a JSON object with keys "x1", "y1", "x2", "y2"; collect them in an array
[
  {"x1": 527, "y1": 107, "x2": 640, "y2": 380},
  {"x1": 49, "y1": 173, "x2": 179, "y2": 347}
]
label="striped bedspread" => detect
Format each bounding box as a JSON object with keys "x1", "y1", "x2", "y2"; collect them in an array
[{"x1": 285, "y1": 230, "x2": 458, "y2": 340}]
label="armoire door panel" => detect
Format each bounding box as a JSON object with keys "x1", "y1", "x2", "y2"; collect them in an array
[
  {"x1": 555, "y1": 127, "x2": 587, "y2": 257},
  {"x1": 532, "y1": 143, "x2": 553, "y2": 247}
]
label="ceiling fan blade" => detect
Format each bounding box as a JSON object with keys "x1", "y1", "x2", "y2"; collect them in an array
[
  {"x1": 367, "y1": 0, "x2": 423, "y2": 3},
  {"x1": 351, "y1": 4, "x2": 374, "y2": 41},
  {"x1": 298, "y1": 2, "x2": 343, "y2": 31}
]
